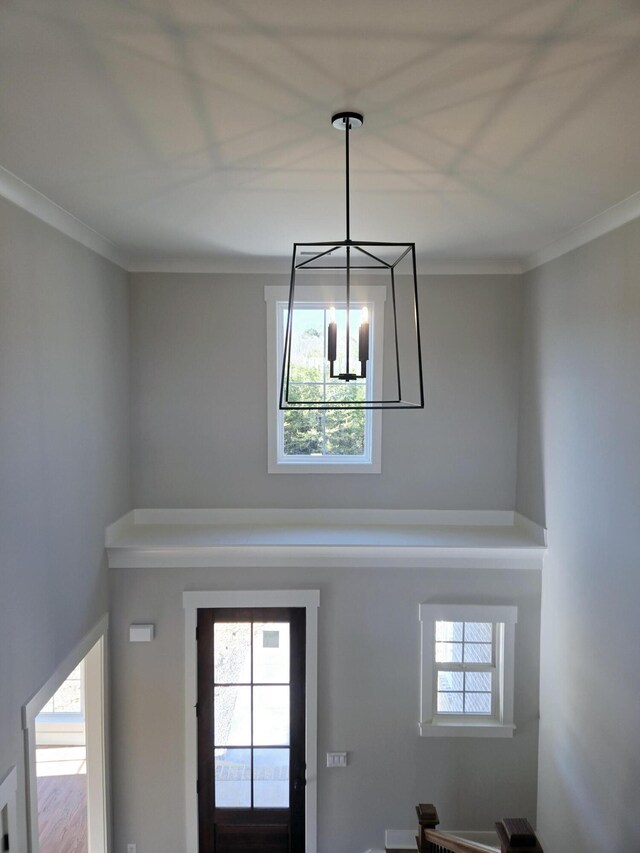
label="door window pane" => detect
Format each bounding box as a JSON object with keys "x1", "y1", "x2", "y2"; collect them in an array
[
  {"x1": 253, "y1": 686, "x2": 290, "y2": 746},
  {"x1": 253, "y1": 623, "x2": 290, "y2": 684},
  {"x1": 214, "y1": 624, "x2": 251, "y2": 684},
  {"x1": 214, "y1": 686, "x2": 251, "y2": 746},
  {"x1": 215, "y1": 748, "x2": 251, "y2": 807},
  {"x1": 253, "y1": 749, "x2": 289, "y2": 808}
]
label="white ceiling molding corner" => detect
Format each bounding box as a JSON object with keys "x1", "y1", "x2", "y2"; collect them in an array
[
  {"x1": 0, "y1": 164, "x2": 129, "y2": 270},
  {"x1": 127, "y1": 256, "x2": 524, "y2": 276},
  {"x1": 417, "y1": 258, "x2": 524, "y2": 276},
  {"x1": 523, "y1": 190, "x2": 640, "y2": 273},
  {"x1": 2, "y1": 166, "x2": 638, "y2": 280},
  {"x1": 126, "y1": 255, "x2": 291, "y2": 275}
]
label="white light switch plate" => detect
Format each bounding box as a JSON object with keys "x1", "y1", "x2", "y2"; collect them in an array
[{"x1": 326, "y1": 752, "x2": 347, "y2": 767}]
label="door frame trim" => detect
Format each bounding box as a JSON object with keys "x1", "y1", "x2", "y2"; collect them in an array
[
  {"x1": 22, "y1": 612, "x2": 111, "y2": 853},
  {"x1": 183, "y1": 590, "x2": 320, "y2": 853}
]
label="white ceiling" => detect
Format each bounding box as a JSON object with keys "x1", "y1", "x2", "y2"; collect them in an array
[{"x1": 1, "y1": 0, "x2": 640, "y2": 270}]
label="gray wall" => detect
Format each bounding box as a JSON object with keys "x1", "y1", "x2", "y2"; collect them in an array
[
  {"x1": 109, "y1": 564, "x2": 540, "y2": 853},
  {"x1": 0, "y1": 197, "x2": 131, "y2": 849},
  {"x1": 516, "y1": 219, "x2": 640, "y2": 852},
  {"x1": 131, "y1": 272, "x2": 522, "y2": 510}
]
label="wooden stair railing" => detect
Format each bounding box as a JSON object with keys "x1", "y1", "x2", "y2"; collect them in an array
[{"x1": 416, "y1": 804, "x2": 543, "y2": 853}]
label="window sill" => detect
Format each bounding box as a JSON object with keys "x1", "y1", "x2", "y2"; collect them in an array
[
  {"x1": 268, "y1": 459, "x2": 381, "y2": 474},
  {"x1": 419, "y1": 720, "x2": 515, "y2": 738}
]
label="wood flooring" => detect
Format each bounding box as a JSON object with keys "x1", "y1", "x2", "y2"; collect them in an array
[{"x1": 37, "y1": 768, "x2": 88, "y2": 853}]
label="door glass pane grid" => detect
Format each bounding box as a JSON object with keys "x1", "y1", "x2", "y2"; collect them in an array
[{"x1": 213, "y1": 620, "x2": 291, "y2": 809}]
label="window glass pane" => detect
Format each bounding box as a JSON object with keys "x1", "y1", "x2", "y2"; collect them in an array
[
  {"x1": 435, "y1": 642, "x2": 463, "y2": 663},
  {"x1": 214, "y1": 623, "x2": 251, "y2": 684},
  {"x1": 437, "y1": 692, "x2": 464, "y2": 714},
  {"x1": 215, "y1": 748, "x2": 251, "y2": 807},
  {"x1": 283, "y1": 408, "x2": 323, "y2": 455},
  {"x1": 285, "y1": 382, "x2": 324, "y2": 405},
  {"x1": 289, "y1": 309, "x2": 325, "y2": 383},
  {"x1": 465, "y1": 672, "x2": 492, "y2": 692},
  {"x1": 280, "y1": 304, "x2": 370, "y2": 462},
  {"x1": 464, "y1": 693, "x2": 492, "y2": 714},
  {"x1": 437, "y1": 671, "x2": 464, "y2": 692},
  {"x1": 464, "y1": 622, "x2": 493, "y2": 643},
  {"x1": 214, "y1": 686, "x2": 251, "y2": 746},
  {"x1": 253, "y1": 686, "x2": 290, "y2": 746},
  {"x1": 325, "y1": 382, "x2": 366, "y2": 404},
  {"x1": 436, "y1": 622, "x2": 463, "y2": 642},
  {"x1": 463, "y1": 643, "x2": 492, "y2": 664},
  {"x1": 253, "y1": 749, "x2": 289, "y2": 808},
  {"x1": 324, "y1": 407, "x2": 365, "y2": 455},
  {"x1": 52, "y1": 677, "x2": 82, "y2": 713},
  {"x1": 253, "y1": 623, "x2": 289, "y2": 684}
]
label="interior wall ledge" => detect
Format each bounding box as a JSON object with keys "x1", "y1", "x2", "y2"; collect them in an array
[{"x1": 105, "y1": 508, "x2": 546, "y2": 571}]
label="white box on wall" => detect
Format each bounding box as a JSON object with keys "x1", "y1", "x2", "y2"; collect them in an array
[{"x1": 129, "y1": 624, "x2": 155, "y2": 642}]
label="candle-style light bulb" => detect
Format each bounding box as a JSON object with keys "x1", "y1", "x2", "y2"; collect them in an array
[
  {"x1": 358, "y1": 304, "x2": 370, "y2": 368},
  {"x1": 327, "y1": 305, "x2": 337, "y2": 363}
]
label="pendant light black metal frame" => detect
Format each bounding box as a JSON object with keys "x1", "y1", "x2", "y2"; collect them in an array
[{"x1": 280, "y1": 111, "x2": 425, "y2": 411}]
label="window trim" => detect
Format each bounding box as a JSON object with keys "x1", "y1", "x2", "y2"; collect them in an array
[
  {"x1": 265, "y1": 284, "x2": 385, "y2": 473},
  {"x1": 419, "y1": 604, "x2": 517, "y2": 738}
]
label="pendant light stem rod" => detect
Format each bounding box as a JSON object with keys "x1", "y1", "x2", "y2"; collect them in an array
[{"x1": 345, "y1": 116, "x2": 350, "y2": 241}]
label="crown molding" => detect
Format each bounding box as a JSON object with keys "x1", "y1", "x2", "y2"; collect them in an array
[
  {"x1": 0, "y1": 165, "x2": 128, "y2": 269},
  {"x1": 128, "y1": 255, "x2": 524, "y2": 275},
  {"x1": 2, "y1": 160, "x2": 638, "y2": 277},
  {"x1": 523, "y1": 189, "x2": 640, "y2": 272},
  {"x1": 418, "y1": 258, "x2": 524, "y2": 275},
  {"x1": 127, "y1": 255, "x2": 291, "y2": 275}
]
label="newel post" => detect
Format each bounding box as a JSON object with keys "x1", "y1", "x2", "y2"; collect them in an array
[
  {"x1": 416, "y1": 803, "x2": 439, "y2": 852},
  {"x1": 495, "y1": 818, "x2": 543, "y2": 853}
]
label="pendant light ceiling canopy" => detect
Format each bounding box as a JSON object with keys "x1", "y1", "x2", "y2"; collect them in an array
[{"x1": 280, "y1": 112, "x2": 425, "y2": 411}]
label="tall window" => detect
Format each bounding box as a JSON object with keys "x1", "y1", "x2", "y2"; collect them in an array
[
  {"x1": 281, "y1": 304, "x2": 369, "y2": 460},
  {"x1": 265, "y1": 285, "x2": 384, "y2": 473}
]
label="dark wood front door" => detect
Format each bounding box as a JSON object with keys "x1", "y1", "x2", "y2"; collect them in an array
[{"x1": 197, "y1": 608, "x2": 306, "y2": 853}]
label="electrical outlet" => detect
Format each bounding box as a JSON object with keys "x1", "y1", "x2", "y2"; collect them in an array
[{"x1": 127, "y1": 845, "x2": 136, "y2": 853}]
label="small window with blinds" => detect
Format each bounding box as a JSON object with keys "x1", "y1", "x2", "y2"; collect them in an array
[
  {"x1": 435, "y1": 622, "x2": 496, "y2": 716},
  {"x1": 419, "y1": 604, "x2": 518, "y2": 737}
]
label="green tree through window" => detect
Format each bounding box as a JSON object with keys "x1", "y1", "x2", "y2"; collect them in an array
[{"x1": 283, "y1": 307, "x2": 368, "y2": 457}]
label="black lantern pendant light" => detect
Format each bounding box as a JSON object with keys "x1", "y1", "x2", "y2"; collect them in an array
[{"x1": 280, "y1": 112, "x2": 425, "y2": 410}]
